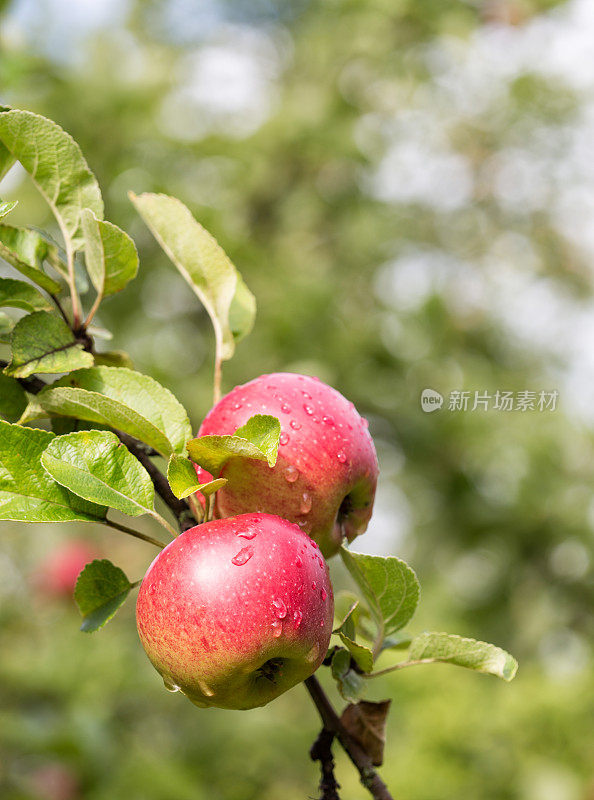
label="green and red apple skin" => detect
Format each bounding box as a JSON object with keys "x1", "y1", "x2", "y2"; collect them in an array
[
  {"x1": 195, "y1": 372, "x2": 379, "y2": 558},
  {"x1": 136, "y1": 513, "x2": 334, "y2": 711}
]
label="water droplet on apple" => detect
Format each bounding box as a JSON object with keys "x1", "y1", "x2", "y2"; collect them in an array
[
  {"x1": 312, "y1": 581, "x2": 317, "y2": 590},
  {"x1": 236, "y1": 529, "x2": 257, "y2": 540},
  {"x1": 293, "y1": 609, "x2": 303, "y2": 628},
  {"x1": 302, "y1": 391, "x2": 312, "y2": 399},
  {"x1": 319, "y1": 619, "x2": 325, "y2": 627},
  {"x1": 279, "y1": 432, "x2": 289, "y2": 446},
  {"x1": 231, "y1": 546, "x2": 253, "y2": 566},
  {"x1": 280, "y1": 403, "x2": 291, "y2": 413},
  {"x1": 163, "y1": 677, "x2": 180, "y2": 693},
  {"x1": 337, "y1": 452, "x2": 347, "y2": 463},
  {"x1": 322, "y1": 416, "x2": 335, "y2": 426},
  {"x1": 232, "y1": 401, "x2": 242, "y2": 410},
  {"x1": 284, "y1": 465, "x2": 299, "y2": 483},
  {"x1": 296, "y1": 555, "x2": 303, "y2": 567},
  {"x1": 304, "y1": 404, "x2": 314, "y2": 415},
  {"x1": 272, "y1": 598, "x2": 287, "y2": 618},
  {"x1": 290, "y1": 420, "x2": 302, "y2": 430},
  {"x1": 320, "y1": 588, "x2": 327, "y2": 601},
  {"x1": 271, "y1": 619, "x2": 283, "y2": 637},
  {"x1": 300, "y1": 492, "x2": 312, "y2": 514}
]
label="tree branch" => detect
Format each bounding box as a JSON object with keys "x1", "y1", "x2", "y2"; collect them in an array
[
  {"x1": 113, "y1": 431, "x2": 196, "y2": 532},
  {"x1": 304, "y1": 676, "x2": 393, "y2": 800},
  {"x1": 310, "y1": 727, "x2": 341, "y2": 800}
]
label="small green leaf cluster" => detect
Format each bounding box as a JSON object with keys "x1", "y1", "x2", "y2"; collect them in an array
[{"x1": 328, "y1": 549, "x2": 517, "y2": 703}]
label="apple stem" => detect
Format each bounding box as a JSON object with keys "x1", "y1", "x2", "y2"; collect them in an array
[{"x1": 304, "y1": 676, "x2": 393, "y2": 800}]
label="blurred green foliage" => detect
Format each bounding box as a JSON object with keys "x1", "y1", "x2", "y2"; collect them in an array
[{"x1": 1, "y1": 0, "x2": 593, "y2": 797}]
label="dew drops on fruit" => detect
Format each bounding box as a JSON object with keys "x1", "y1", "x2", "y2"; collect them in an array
[
  {"x1": 272, "y1": 598, "x2": 287, "y2": 618},
  {"x1": 284, "y1": 465, "x2": 299, "y2": 482},
  {"x1": 231, "y1": 546, "x2": 253, "y2": 566},
  {"x1": 279, "y1": 432, "x2": 289, "y2": 446}
]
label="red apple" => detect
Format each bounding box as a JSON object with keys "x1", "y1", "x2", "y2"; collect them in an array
[
  {"x1": 195, "y1": 373, "x2": 378, "y2": 558},
  {"x1": 32, "y1": 540, "x2": 100, "y2": 598},
  {"x1": 136, "y1": 513, "x2": 334, "y2": 710}
]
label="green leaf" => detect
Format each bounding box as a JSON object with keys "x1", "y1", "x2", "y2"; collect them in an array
[
  {"x1": 0, "y1": 421, "x2": 106, "y2": 522},
  {"x1": 81, "y1": 209, "x2": 138, "y2": 302},
  {"x1": 129, "y1": 192, "x2": 255, "y2": 361},
  {"x1": 0, "y1": 106, "x2": 15, "y2": 180},
  {"x1": 0, "y1": 277, "x2": 53, "y2": 313},
  {"x1": 340, "y1": 548, "x2": 420, "y2": 638},
  {"x1": 187, "y1": 414, "x2": 280, "y2": 477},
  {"x1": 229, "y1": 273, "x2": 256, "y2": 343},
  {"x1": 3, "y1": 311, "x2": 94, "y2": 378},
  {"x1": 41, "y1": 430, "x2": 155, "y2": 517},
  {"x1": 167, "y1": 453, "x2": 227, "y2": 500},
  {"x1": 408, "y1": 632, "x2": 518, "y2": 682},
  {"x1": 74, "y1": 559, "x2": 133, "y2": 633},
  {"x1": 93, "y1": 350, "x2": 134, "y2": 369},
  {"x1": 381, "y1": 632, "x2": 413, "y2": 652},
  {"x1": 333, "y1": 602, "x2": 374, "y2": 673},
  {"x1": 0, "y1": 311, "x2": 14, "y2": 343},
  {"x1": 0, "y1": 374, "x2": 28, "y2": 422},
  {"x1": 0, "y1": 224, "x2": 61, "y2": 294},
  {"x1": 31, "y1": 366, "x2": 192, "y2": 457},
  {"x1": 0, "y1": 200, "x2": 17, "y2": 219},
  {"x1": 0, "y1": 109, "x2": 104, "y2": 250},
  {"x1": 331, "y1": 648, "x2": 365, "y2": 703}
]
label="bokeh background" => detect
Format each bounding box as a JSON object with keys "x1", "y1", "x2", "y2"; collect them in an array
[{"x1": 1, "y1": 0, "x2": 594, "y2": 797}]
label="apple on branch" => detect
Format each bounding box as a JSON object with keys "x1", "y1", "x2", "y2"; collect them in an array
[
  {"x1": 136, "y1": 513, "x2": 334, "y2": 710},
  {"x1": 193, "y1": 373, "x2": 379, "y2": 558}
]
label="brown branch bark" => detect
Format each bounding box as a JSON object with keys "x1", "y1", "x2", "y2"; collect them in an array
[
  {"x1": 310, "y1": 727, "x2": 341, "y2": 800},
  {"x1": 113, "y1": 431, "x2": 195, "y2": 532},
  {"x1": 304, "y1": 676, "x2": 393, "y2": 800}
]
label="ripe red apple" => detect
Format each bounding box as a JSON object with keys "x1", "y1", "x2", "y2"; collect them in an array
[
  {"x1": 32, "y1": 540, "x2": 100, "y2": 598},
  {"x1": 195, "y1": 373, "x2": 378, "y2": 557},
  {"x1": 136, "y1": 513, "x2": 334, "y2": 710}
]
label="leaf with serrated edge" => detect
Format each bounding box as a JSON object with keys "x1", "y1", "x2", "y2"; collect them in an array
[
  {"x1": 333, "y1": 602, "x2": 374, "y2": 673},
  {"x1": 0, "y1": 224, "x2": 61, "y2": 294},
  {"x1": 81, "y1": 209, "x2": 138, "y2": 300},
  {"x1": 41, "y1": 430, "x2": 155, "y2": 517},
  {"x1": 0, "y1": 421, "x2": 106, "y2": 522},
  {"x1": 130, "y1": 192, "x2": 255, "y2": 361},
  {"x1": 31, "y1": 366, "x2": 192, "y2": 456},
  {"x1": 408, "y1": 632, "x2": 518, "y2": 681},
  {"x1": 4, "y1": 311, "x2": 94, "y2": 378},
  {"x1": 0, "y1": 200, "x2": 17, "y2": 218},
  {"x1": 187, "y1": 414, "x2": 280, "y2": 477},
  {"x1": 167, "y1": 454, "x2": 227, "y2": 500},
  {"x1": 0, "y1": 110, "x2": 103, "y2": 250},
  {"x1": 331, "y1": 648, "x2": 365, "y2": 704},
  {"x1": 0, "y1": 277, "x2": 53, "y2": 313},
  {"x1": 0, "y1": 374, "x2": 28, "y2": 422},
  {"x1": 74, "y1": 559, "x2": 133, "y2": 632},
  {"x1": 340, "y1": 547, "x2": 420, "y2": 638}
]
